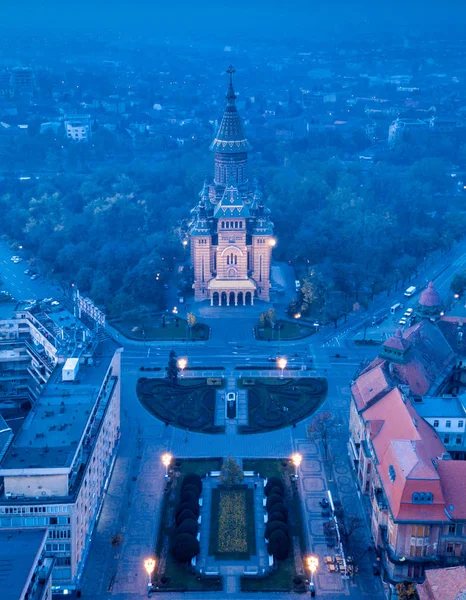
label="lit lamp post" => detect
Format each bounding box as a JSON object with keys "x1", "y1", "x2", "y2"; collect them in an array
[
  {"x1": 277, "y1": 356, "x2": 287, "y2": 379},
  {"x1": 307, "y1": 555, "x2": 319, "y2": 592},
  {"x1": 294, "y1": 312, "x2": 301, "y2": 319},
  {"x1": 144, "y1": 558, "x2": 156, "y2": 591},
  {"x1": 177, "y1": 357, "x2": 187, "y2": 377},
  {"x1": 291, "y1": 452, "x2": 302, "y2": 478},
  {"x1": 268, "y1": 237, "x2": 277, "y2": 248},
  {"x1": 161, "y1": 452, "x2": 172, "y2": 478},
  {"x1": 182, "y1": 239, "x2": 188, "y2": 256}
]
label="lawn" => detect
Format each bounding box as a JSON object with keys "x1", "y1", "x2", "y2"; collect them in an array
[
  {"x1": 241, "y1": 459, "x2": 306, "y2": 593},
  {"x1": 113, "y1": 315, "x2": 209, "y2": 341},
  {"x1": 209, "y1": 486, "x2": 256, "y2": 559},
  {"x1": 256, "y1": 320, "x2": 314, "y2": 341},
  {"x1": 155, "y1": 458, "x2": 223, "y2": 592},
  {"x1": 237, "y1": 377, "x2": 328, "y2": 433},
  {"x1": 137, "y1": 377, "x2": 225, "y2": 433}
]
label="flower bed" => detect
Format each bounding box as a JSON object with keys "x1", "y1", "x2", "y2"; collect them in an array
[{"x1": 209, "y1": 486, "x2": 256, "y2": 559}]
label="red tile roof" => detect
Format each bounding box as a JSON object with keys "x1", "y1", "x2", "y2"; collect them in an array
[
  {"x1": 351, "y1": 363, "x2": 392, "y2": 411},
  {"x1": 436, "y1": 461, "x2": 466, "y2": 521},
  {"x1": 417, "y1": 566, "x2": 466, "y2": 600},
  {"x1": 419, "y1": 281, "x2": 442, "y2": 308}
]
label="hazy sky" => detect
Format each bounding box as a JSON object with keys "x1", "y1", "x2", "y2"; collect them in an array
[{"x1": 2, "y1": 0, "x2": 465, "y2": 38}]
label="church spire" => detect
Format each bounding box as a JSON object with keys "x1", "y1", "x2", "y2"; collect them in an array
[{"x1": 209, "y1": 65, "x2": 251, "y2": 155}]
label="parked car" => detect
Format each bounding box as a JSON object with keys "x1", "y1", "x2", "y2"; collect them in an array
[
  {"x1": 30, "y1": 274, "x2": 39, "y2": 280},
  {"x1": 24, "y1": 269, "x2": 30, "y2": 275},
  {"x1": 404, "y1": 308, "x2": 413, "y2": 316},
  {"x1": 399, "y1": 317, "x2": 407, "y2": 325},
  {"x1": 51, "y1": 301, "x2": 60, "y2": 306}
]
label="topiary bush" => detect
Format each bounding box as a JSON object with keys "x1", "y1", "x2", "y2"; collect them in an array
[
  {"x1": 172, "y1": 533, "x2": 200, "y2": 562},
  {"x1": 175, "y1": 509, "x2": 197, "y2": 527},
  {"x1": 270, "y1": 502, "x2": 288, "y2": 519},
  {"x1": 176, "y1": 500, "x2": 200, "y2": 520},
  {"x1": 176, "y1": 518, "x2": 199, "y2": 536},
  {"x1": 267, "y1": 529, "x2": 289, "y2": 560},
  {"x1": 266, "y1": 493, "x2": 285, "y2": 511},
  {"x1": 180, "y1": 483, "x2": 200, "y2": 498},
  {"x1": 265, "y1": 520, "x2": 290, "y2": 539},
  {"x1": 265, "y1": 477, "x2": 284, "y2": 496},
  {"x1": 268, "y1": 486, "x2": 284, "y2": 498},
  {"x1": 180, "y1": 490, "x2": 199, "y2": 505},
  {"x1": 268, "y1": 511, "x2": 287, "y2": 523},
  {"x1": 182, "y1": 473, "x2": 203, "y2": 493}
]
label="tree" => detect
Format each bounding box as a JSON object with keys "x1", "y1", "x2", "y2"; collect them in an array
[
  {"x1": 267, "y1": 529, "x2": 289, "y2": 560},
  {"x1": 265, "y1": 477, "x2": 284, "y2": 495},
  {"x1": 176, "y1": 500, "x2": 200, "y2": 520},
  {"x1": 451, "y1": 272, "x2": 466, "y2": 296},
  {"x1": 176, "y1": 518, "x2": 198, "y2": 536},
  {"x1": 268, "y1": 511, "x2": 287, "y2": 523},
  {"x1": 266, "y1": 494, "x2": 285, "y2": 512},
  {"x1": 181, "y1": 473, "x2": 203, "y2": 494},
  {"x1": 172, "y1": 533, "x2": 200, "y2": 562},
  {"x1": 265, "y1": 520, "x2": 289, "y2": 540},
  {"x1": 166, "y1": 349, "x2": 179, "y2": 383},
  {"x1": 187, "y1": 312, "x2": 196, "y2": 327},
  {"x1": 180, "y1": 483, "x2": 200, "y2": 498},
  {"x1": 340, "y1": 514, "x2": 364, "y2": 548},
  {"x1": 307, "y1": 411, "x2": 342, "y2": 460},
  {"x1": 175, "y1": 509, "x2": 196, "y2": 527},
  {"x1": 218, "y1": 456, "x2": 244, "y2": 488}
]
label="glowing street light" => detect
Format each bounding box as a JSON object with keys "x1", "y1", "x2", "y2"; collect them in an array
[
  {"x1": 291, "y1": 452, "x2": 302, "y2": 478},
  {"x1": 307, "y1": 555, "x2": 319, "y2": 587},
  {"x1": 182, "y1": 239, "x2": 188, "y2": 247},
  {"x1": 161, "y1": 453, "x2": 172, "y2": 478},
  {"x1": 294, "y1": 312, "x2": 301, "y2": 319},
  {"x1": 277, "y1": 356, "x2": 287, "y2": 378},
  {"x1": 144, "y1": 557, "x2": 156, "y2": 589},
  {"x1": 268, "y1": 237, "x2": 277, "y2": 247},
  {"x1": 177, "y1": 357, "x2": 187, "y2": 377}
]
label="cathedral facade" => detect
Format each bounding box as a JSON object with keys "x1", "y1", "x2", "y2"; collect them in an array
[{"x1": 189, "y1": 69, "x2": 274, "y2": 306}]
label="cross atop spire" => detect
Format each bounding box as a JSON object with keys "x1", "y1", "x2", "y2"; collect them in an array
[{"x1": 226, "y1": 65, "x2": 236, "y2": 86}]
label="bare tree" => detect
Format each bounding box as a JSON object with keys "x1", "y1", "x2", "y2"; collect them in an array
[
  {"x1": 219, "y1": 456, "x2": 244, "y2": 488},
  {"x1": 307, "y1": 411, "x2": 342, "y2": 460}
]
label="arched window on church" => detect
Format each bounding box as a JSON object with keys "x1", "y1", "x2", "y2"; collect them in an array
[
  {"x1": 239, "y1": 221, "x2": 243, "y2": 228},
  {"x1": 221, "y1": 221, "x2": 225, "y2": 228},
  {"x1": 234, "y1": 255, "x2": 237, "y2": 265}
]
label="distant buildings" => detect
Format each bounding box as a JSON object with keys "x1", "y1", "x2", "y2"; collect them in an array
[
  {"x1": 189, "y1": 70, "x2": 274, "y2": 305},
  {"x1": 0, "y1": 308, "x2": 121, "y2": 595},
  {"x1": 0, "y1": 528, "x2": 53, "y2": 600},
  {"x1": 64, "y1": 115, "x2": 91, "y2": 141},
  {"x1": 417, "y1": 565, "x2": 466, "y2": 600}
]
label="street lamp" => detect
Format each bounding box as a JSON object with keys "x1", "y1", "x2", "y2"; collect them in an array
[
  {"x1": 144, "y1": 558, "x2": 156, "y2": 590},
  {"x1": 277, "y1": 356, "x2": 287, "y2": 378},
  {"x1": 294, "y1": 312, "x2": 301, "y2": 319},
  {"x1": 177, "y1": 357, "x2": 187, "y2": 377},
  {"x1": 291, "y1": 452, "x2": 302, "y2": 478},
  {"x1": 161, "y1": 453, "x2": 172, "y2": 478},
  {"x1": 307, "y1": 555, "x2": 319, "y2": 590}
]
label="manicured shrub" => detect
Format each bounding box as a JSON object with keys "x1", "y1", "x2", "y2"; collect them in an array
[
  {"x1": 270, "y1": 502, "x2": 288, "y2": 519},
  {"x1": 180, "y1": 483, "x2": 200, "y2": 498},
  {"x1": 268, "y1": 486, "x2": 284, "y2": 498},
  {"x1": 176, "y1": 518, "x2": 198, "y2": 536},
  {"x1": 172, "y1": 533, "x2": 200, "y2": 562},
  {"x1": 180, "y1": 490, "x2": 198, "y2": 505},
  {"x1": 176, "y1": 500, "x2": 200, "y2": 520},
  {"x1": 266, "y1": 493, "x2": 285, "y2": 511},
  {"x1": 267, "y1": 529, "x2": 289, "y2": 560},
  {"x1": 175, "y1": 509, "x2": 197, "y2": 527},
  {"x1": 182, "y1": 473, "x2": 203, "y2": 493},
  {"x1": 265, "y1": 477, "x2": 284, "y2": 495},
  {"x1": 265, "y1": 520, "x2": 289, "y2": 540},
  {"x1": 268, "y1": 511, "x2": 287, "y2": 523}
]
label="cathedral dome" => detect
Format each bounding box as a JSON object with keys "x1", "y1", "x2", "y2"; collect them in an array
[{"x1": 419, "y1": 282, "x2": 441, "y2": 308}]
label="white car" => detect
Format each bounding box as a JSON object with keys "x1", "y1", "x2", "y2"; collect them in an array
[
  {"x1": 51, "y1": 301, "x2": 60, "y2": 306},
  {"x1": 404, "y1": 308, "x2": 413, "y2": 317},
  {"x1": 30, "y1": 274, "x2": 39, "y2": 280},
  {"x1": 399, "y1": 317, "x2": 407, "y2": 325}
]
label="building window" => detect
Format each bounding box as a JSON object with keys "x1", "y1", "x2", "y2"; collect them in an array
[
  {"x1": 456, "y1": 437, "x2": 462, "y2": 445},
  {"x1": 449, "y1": 524, "x2": 456, "y2": 534},
  {"x1": 444, "y1": 435, "x2": 450, "y2": 444},
  {"x1": 412, "y1": 492, "x2": 433, "y2": 504},
  {"x1": 459, "y1": 420, "x2": 464, "y2": 428},
  {"x1": 239, "y1": 221, "x2": 243, "y2": 228},
  {"x1": 388, "y1": 465, "x2": 396, "y2": 483},
  {"x1": 447, "y1": 543, "x2": 454, "y2": 554},
  {"x1": 366, "y1": 463, "x2": 371, "y2": 474},
  {"x1": 433, "y1": 420, "x2": 439, "y2": 427},
  {"x1": 446, "y1": 420, "x2": 451, "y2": 428}
]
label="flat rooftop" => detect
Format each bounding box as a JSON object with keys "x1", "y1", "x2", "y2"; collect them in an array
[
  {"x1": 0, "y1": 339, "x2": 119, "y2": 471},
  {"x1": 0, "y1": 529, "x2": 47, "y2": 600},
  {"x1": 415, "y1": 396, "x2": 466, "y2": 419}
]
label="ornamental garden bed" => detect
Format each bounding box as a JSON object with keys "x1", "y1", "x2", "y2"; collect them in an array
[
  {"x1": 240, "y1": 459, "x2": 306, "y2": 593},
  {"x1": 113, "y1": 315, "x2": 209, "y2": 341},
  {"x1": 255, "y1": 320, "x2": 314, "y2": 341},
  {"x1": 237, "y1": 377, "x2": 328, "y2": 433},
  {"x1": 209, "y1": 485, "x2": 256, "y2": 560},
  {"x1": 154, "y1": 458, "x2": 223, "y2": 592},
  {"x1": 137, "y1": 377, "x2": 225, "y2": 433}
]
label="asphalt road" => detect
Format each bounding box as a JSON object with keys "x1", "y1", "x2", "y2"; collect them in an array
[{"x1": 0, "y1": 241, "x2": 65, "y2": 303}]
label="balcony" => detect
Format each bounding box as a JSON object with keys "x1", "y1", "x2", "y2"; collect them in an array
[{"x1": 379, "y1": 525, "x2": 439, "y2": 567}]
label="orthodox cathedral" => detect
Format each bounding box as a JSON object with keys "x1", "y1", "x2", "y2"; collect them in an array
[{"x1": 189, "y1": 68, "x2": 274, "y2": 305}]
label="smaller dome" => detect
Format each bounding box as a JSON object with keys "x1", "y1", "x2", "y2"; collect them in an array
[{"x1": 419, "y1": 281, "x2": 441, "y2": 308}]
